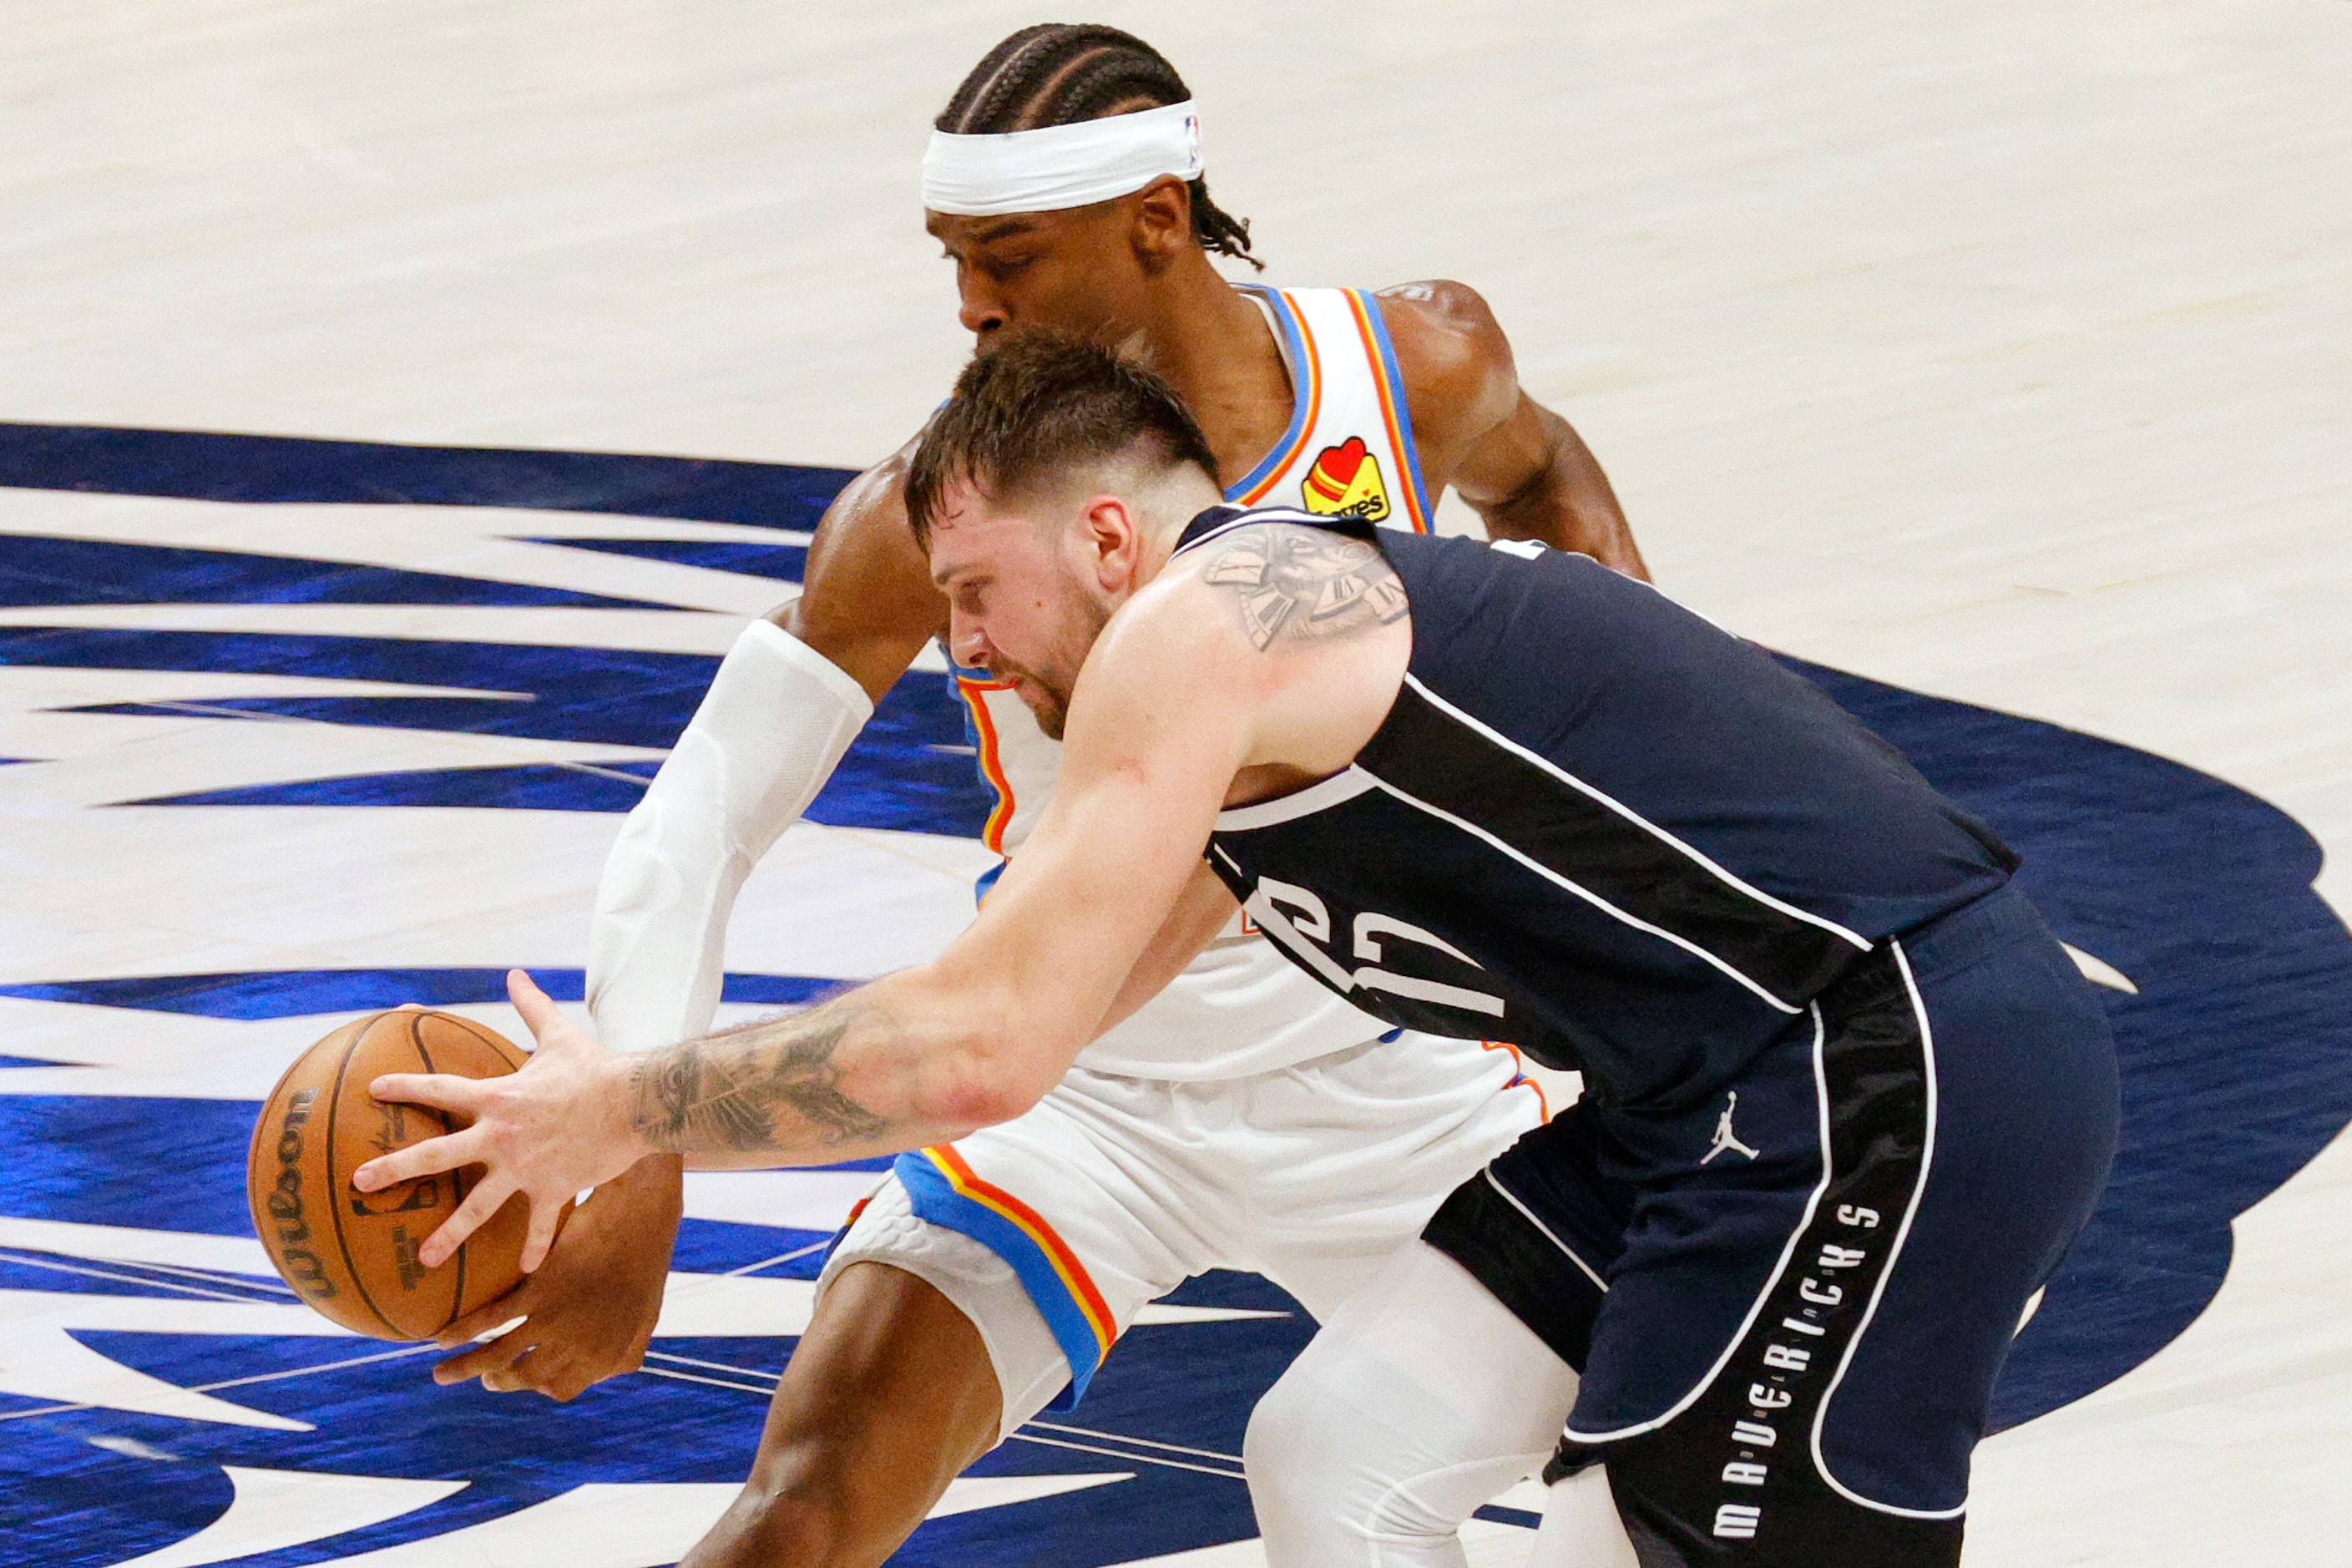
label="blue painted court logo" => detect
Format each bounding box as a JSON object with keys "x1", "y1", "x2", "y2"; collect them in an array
[{"x1": 3, "y1": 423, "x2": 2348, "y2": 1565}]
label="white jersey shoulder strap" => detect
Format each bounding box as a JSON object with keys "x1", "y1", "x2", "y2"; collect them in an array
[{"x1": 1224, "y1": 284, "x2": 1434, "y2": 534}]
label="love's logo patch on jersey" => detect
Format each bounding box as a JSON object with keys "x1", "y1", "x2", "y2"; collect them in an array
[{"x1": 1301, "y1": 436, "x2": 1392, "y2": 523}]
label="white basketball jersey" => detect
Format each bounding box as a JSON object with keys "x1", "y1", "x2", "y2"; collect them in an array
[{"x1": 954, "y1": 286, "x2": 1436, "y2": 1079}]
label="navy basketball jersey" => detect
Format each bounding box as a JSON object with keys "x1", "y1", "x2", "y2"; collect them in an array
[{"x1": 1181, "y1": 504, "x2": 2018, "y2": 1109}]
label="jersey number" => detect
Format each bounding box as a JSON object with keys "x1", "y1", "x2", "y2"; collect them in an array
[{"x1": 1242, "y1": 878, "x2": 1507, "y2": 1018}]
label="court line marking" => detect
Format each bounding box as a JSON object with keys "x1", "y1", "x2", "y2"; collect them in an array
[
  {"x1": 718, "y1": 1238, "x2": 832, "y2": 1277},
  {"x1": 0, "y1": 1285, "x2": 1259, "y2": 1481},
  {"x1": 108, "y1": 1257, "x2": 300, "y2": 1298},
  {"x1": 1004, "y1": 1431, "x2": 1245, "y2": 1480},
  {"x1": 1024, "y1": 1419, "x2": 1248, "y2": 1466},
  {"x1": 99, "y1": 696, "x2": 673, "y2": 797},
  {"x1": 0, "y1": 1249, "x2": 277, "y2": 1303},
  {"x1": 632, "y1": 1363, "x2": 778, "y2": 1399},
  {"x1": 629, "y1": 1352, "x2": 1252, "y2": 1479},
  {"x1": 0, "y1": 1343, "x2": 441, "y2": 1424},
  {"x1": 642, "y1": 1348, "x2": 783, "y2": 1379}
]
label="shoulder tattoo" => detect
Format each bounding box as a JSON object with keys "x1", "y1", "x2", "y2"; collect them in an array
[{"x1": 1202, "y1": 524, "x2": 1409, "y2": 651}]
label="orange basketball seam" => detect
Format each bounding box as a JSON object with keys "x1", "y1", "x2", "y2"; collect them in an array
[
  {"x1": 408, "y1": 1011, "x2": 466, "y2": 1332},
  {"x1": 325, "y1": 1012, "x2": 403, "y2": 1338},
  {"x1": 440, "y1": 1009, "x2": 528, "y2": 1069}
]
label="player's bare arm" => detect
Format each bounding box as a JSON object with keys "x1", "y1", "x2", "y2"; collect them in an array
[
  {"x1": 1378, "y1": 280, "x2": 1650, "y2": 580},
  {"x1": 353, "y1": 491, "x2": 1409, "y2": 1271},
  {"x1": 351, "y1": 656, "x2": 1234, "y2": 1262},
  {"x1": 431, "y1": 435, "x2": 947, "y2": 1398},
  {"x1": 771, "y1": 437, "x2": 945, "y2": 701},
  {"x1": 618, "y1": 877, "x2": 1242, "y2": 1168},
  {"x1": 630, "y1": 518, "x2": 1413, "y2": 1159}
]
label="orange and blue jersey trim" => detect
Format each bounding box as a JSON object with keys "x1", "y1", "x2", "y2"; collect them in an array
[
  {"x1": 1375, "y1": 1026, "x2": 1552, "y2": 1120},
  {"x1": 953, "y1": 664, "x2": 1018, "y2": 856},
  {"x1": 1482, "y1": 1038, "x2": 1551, "y2": 1120},
  {"x1": 895, "y1": 1144, "x2": 1120, "y2": 1406},
  {"x1": 1227, "y1": 285, "x2": 1323, "y2": 504},
  {"x1": 1344, "y1": 289, "x2": 1434, "y2": 533}
]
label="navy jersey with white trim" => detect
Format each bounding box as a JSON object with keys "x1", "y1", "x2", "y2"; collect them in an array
[{"x1": 1181, "y1": 504, "x2": 2017, "y2": 1108}]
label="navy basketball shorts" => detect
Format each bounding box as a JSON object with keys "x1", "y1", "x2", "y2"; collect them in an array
[{"x1": 1424, "y1": 883, "x2": 2120, "y2": 1566}]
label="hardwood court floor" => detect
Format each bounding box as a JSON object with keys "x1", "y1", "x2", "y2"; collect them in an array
[{"x1": 3, "y1": 4, "x2": 2346, "y2": 1565}]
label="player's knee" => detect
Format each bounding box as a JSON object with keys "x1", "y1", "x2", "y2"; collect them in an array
[
  {"x1": 1245, "y1": 1362, "x2": 1354, "y2": 1549},
  {"x1": 1246, "y1": 1333, "x2": 1438, "y2": 1546},
  {"x1": 1241, "y1": 1346, "x2": 1325, "y2": 1490}
]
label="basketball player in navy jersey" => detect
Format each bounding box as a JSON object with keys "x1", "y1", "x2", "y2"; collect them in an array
[
  {"x1": 362, "y1": 333, "x2": 2120, "y2": 1567},
  {"x1": 415, "y1": 23, "x2": 1649, "y2": 1568}
]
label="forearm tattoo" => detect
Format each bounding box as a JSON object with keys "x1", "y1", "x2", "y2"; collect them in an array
[
  {"x1": 629, "y1": 1000, "x2": 893, "y2": 1156},
  {"x1": 1203, "y1": 525, "x2": 1409, "y2": 650}
]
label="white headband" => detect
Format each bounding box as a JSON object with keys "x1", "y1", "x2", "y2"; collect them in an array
[{"x1": 922, "y1": 100, "x2": 1203, "y2": 217}]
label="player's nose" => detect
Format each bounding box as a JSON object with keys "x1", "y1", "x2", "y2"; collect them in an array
[
  {"x1": 957, "y1": 276, "x2": 1009, "y2": 338},
  {"x1": 947, "y1": 610, "x2": 991, "y2": 670}
]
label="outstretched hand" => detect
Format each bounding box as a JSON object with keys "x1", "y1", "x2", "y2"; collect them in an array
[{"x1": 353, "y1": 970, "x2": 650, "y2": 1272}]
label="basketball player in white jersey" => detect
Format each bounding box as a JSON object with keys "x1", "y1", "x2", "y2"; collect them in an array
[{"x1": 425, "y1": 25, "x2": 1645, "y2": 1567}]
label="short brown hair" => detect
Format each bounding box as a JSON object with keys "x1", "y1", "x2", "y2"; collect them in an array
[{"x1": 904, "y1": 331, "x2": 1220, "y2": 549}]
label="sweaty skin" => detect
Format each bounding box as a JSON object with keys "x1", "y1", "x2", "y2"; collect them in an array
[{"x1": 423, "y1": 173, "x2": 1642, "y2": 1567}]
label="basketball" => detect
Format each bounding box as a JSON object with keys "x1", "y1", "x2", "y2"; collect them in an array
[{"x1": 245, "y1": 1009, "x2": 554, "y2": 1340}]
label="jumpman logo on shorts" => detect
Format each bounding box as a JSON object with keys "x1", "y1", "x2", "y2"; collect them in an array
[{"x1": 1702, "y1": 1091, "x2": 1761, "y2": 1165}]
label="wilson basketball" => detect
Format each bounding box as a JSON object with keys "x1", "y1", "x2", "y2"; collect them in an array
[{"x1": 246, "y1": 1009, "x2": 554, "y2": 1340}]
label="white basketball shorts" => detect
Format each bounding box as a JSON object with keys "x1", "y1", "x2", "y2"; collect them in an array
[{"x1": 817, "y1": 1029, "x2": 1548, "y2": 1438}]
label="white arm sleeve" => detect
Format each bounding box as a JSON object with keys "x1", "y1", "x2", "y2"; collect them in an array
[{"x1": 586, "y1": 618, "x2": 876, "y2": 1055}]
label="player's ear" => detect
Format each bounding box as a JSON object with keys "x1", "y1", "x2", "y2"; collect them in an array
[
  {"x1": 1127, "y1": 176, "x2": 1193, "y2": 274},
  {"x1": 1077, "y1": 493, "x2": 1144, "y2": 589}
]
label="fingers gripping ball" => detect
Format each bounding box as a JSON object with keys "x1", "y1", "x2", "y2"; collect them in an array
[{"x1": 246, "y1": 1010, "x2": 571, "y2": 1340}]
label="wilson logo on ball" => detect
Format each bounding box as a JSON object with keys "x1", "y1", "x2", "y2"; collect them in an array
[
  {"x1": 261, "y1": 1086, "x2": 337, "y2": 1301},
  {"x1": 245, "y1": 1009, "x2": 568, "y2": 1340}
]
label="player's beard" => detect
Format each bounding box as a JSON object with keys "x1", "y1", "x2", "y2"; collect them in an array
[
  {"x1": 995, "y1": 655, "x2": 1075, "y2": 740},
  {"x1": 991, "y1": 595, "x2": 1109, "y2": 741}
]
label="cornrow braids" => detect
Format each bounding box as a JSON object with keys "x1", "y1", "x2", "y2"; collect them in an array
[{"x1": 937, "y1": 23, "x2": 1261, "y2": 269}]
